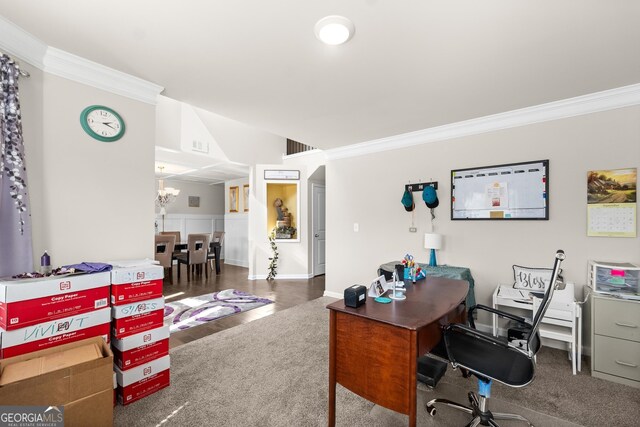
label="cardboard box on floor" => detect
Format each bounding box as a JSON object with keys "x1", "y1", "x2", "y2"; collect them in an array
[{"x1": 0, "y1": 336, "x2": 113, "y2": 427}]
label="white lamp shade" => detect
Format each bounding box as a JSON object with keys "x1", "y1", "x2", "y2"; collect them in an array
[{"x1": 424, "y1": 233, "x2": 443, "y2": 250}]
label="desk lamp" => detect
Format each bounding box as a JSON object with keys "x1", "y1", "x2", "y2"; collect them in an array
[{"x1": 424, "y1": 233, "x2": 443, "y2": 267}]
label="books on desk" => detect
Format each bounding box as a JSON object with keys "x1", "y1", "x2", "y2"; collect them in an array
[{"x1": 497, "y1": 286, "x2": 533, "y2": 302}]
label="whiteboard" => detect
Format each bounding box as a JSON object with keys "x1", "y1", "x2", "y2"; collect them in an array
[{"x1": 451, "y1": 160, "x2": 549, "y2": 220}]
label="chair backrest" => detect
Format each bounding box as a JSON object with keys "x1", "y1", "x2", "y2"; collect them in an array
[
  {"x1": 526, "y1": 249, "x2": 566, "y2": 351},
  {"x1": 160, "y1": 231, "x2": 181, "y2": 246},
  {"x1": 187, "y1": 233, "x2": 209, "y2": 264},
  {"x1": 154, "y1": 234, "x2": 176, "y2": 268},
  {"x1": 212, "y1": 231, "x2": 225, "y2": 246}
]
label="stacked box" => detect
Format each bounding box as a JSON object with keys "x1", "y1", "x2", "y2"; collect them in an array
[
  {"x1": 110, "y1": 265, "x2": 164, "y2": 306},
  {"x1": 0, "y1": 336, "x2": 114, "y2": 426},
  {"x1": 0, "y1": 272, "x2": 111, "y2": 359},
  {"x1": 110, "y1": 264, "x2": 170, "y2": 404},
  {"x1": 114, "y1": 355, "x2": 170, "y2": 405},
  {"x1": 111, "y1": 325, "x2": 169, "y2": 370}
]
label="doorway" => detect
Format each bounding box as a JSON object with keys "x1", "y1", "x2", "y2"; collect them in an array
[{"x1": 311, "y1": 183, "x2": 326, "y2": 276}]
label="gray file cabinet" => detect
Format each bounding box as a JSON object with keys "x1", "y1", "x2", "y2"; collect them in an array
[{"x1": 590, "y1": 294, "x2": 640, "y2": 388}]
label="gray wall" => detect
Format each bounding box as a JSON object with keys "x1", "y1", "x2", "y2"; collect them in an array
[
  {"x1": 325, "y1": 106, "x2": 640, "y2": 326},
  {"x1": 156, "y1": 180, "x2": 225, "y2": 215},
  {"x1": 23, "y1": 73, "x2": 156, "y2": 267}
]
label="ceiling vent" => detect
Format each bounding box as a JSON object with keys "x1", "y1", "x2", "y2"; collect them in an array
[{"x1": 192, "y1": 139, "x2": 209, "y2": 154}]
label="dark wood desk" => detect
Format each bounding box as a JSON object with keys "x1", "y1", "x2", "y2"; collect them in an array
[
  {"x1": 327, "y1": 277, "x2": 468, "y2": 427},
  {"x1": 173, "y1": 242, "x2": 221, "y2": 274}
]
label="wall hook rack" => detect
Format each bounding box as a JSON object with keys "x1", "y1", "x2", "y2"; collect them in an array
[{"x1": 405, "y1": 181, "x2": 438, "y2": 193}]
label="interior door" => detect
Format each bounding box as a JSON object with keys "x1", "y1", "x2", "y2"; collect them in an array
[{"x1": 312, "y1": 184, "x2": 326, "y2": 276}]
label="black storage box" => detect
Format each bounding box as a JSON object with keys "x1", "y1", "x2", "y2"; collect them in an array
[{"x1": 344, "y1": 285, "x2": 367, "y2": 308}]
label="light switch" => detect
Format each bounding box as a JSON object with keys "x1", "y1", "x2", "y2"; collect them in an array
[{"x1": 353, "y1": 223, "x2": 359, "y2": 232}]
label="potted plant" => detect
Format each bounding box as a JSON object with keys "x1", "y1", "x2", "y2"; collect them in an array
[{"x1": 275, "y1": 225, "x2": 296, "y2": 239}]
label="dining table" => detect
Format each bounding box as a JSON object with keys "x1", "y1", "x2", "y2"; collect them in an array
[{"x1": 173, "y1": 241, "x2": 221, "y2": 274}]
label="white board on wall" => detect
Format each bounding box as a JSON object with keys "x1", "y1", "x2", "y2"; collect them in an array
[{"x1": 451, "y1": 160, "x2": 549, "y2": 220}]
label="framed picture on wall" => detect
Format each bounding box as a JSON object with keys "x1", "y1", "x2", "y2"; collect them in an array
[
  {"x1": 229, "y1": 186, "x2": 239, "y2": 212},
  {"x1": 188, "y1": 196, "x2": 200, "y2": 208},
  {"x1": 243, "y1": 184, "x2": 250, "y2": 212}
]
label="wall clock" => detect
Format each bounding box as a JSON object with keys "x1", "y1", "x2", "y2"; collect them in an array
[{"x1": 80, "y1": 105, "x2": 126, "y2": 142}]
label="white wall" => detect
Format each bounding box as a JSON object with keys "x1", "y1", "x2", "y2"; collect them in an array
[
  {"x1": 156, "y1": 180, "x2": 224, "y2": 216},
  {"x1": 195, "y1": 106, "x2": 285, "y2": 166},
  {"x1": 155, "y1": 95, "x2": 182, "y2": 151},
  {"x1": 224, "y1": 177, "x2": 249, "y2": 267},
  {"x1": 23, "y1": 74, "x2": 156, "y2": 266},
  {"x1": 325, "y1": 106, "x2": 640, "y2": 327},
  {"x1": 283, "y1": 151, "x2": 327, "y2": 276},
  {"x1": 248, "y1": 165, "x2": 312, "y2": 279}
]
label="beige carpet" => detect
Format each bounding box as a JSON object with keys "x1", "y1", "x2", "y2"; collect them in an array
[{"x1": 114, "y1": 297, "x2": 640, "y2": 426}]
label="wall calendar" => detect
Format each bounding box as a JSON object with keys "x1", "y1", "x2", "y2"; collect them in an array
[{"x1": 587, "y1": 168, "x2": 637, "y2": 237}]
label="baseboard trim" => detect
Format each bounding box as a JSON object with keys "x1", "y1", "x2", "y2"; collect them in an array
[
  {"x1": 248, "y1": 273, "x2": 313, "y2": 280},
  {"x1": 225, "y1": 259, "x2": 249, "y2": 268},
  {"x1": 323, "y1": 291, "x2": 343, "y2": 299}
]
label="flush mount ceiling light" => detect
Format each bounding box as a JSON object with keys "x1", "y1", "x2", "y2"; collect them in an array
[{"x1": 314, "y1": 15, "x2": 355, "y2": 45}]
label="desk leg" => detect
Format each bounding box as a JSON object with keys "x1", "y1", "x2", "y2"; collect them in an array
[
  {"x1": 328, "y1": 310, "x2": 336, "y2": 427},
  {"x1": 409, "y1": 330, "x2": 417, "y2": 427}
]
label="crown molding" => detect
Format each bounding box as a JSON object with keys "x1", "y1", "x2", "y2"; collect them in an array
[
  {"x1": 43, "y1": 47, "x2": 164, "y2": 105},
  {"x1": 0, "y1": 16, "x2": 47, "y2": 68},
  {"x1": 326, "y1": 83, "x2": 640, "y2": 161},
  {"x1": 0, "y1": 16, "x2": 163, "y2": 104}
]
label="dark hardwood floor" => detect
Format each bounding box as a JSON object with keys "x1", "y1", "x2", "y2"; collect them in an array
[{"x1": 163, "y1": 262, "x2": 325, "y2": 348}]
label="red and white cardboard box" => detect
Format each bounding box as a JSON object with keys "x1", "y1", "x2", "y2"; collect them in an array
[
  {"x1": 111, "y1": 325, "x2": 169, "y2": 370},
  {"x1": 111, "y1": 297, "x2": 165, "y2": 339},
  {"x1": 115, "y1": 355, "x2": 170, "y2": 405},
  {"x1": 0, "y1": 272, "x2": 110, "y2": 330},
  {"x1": 0, "y1": 307, "x2": 111, "y2": 358},
  {"x1": 111, "y1": 265, "x2": 164, "y2": 306}
]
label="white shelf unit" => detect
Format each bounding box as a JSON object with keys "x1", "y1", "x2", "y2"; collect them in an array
[{"x1": 492, "y1": 283, "x2": 582, "y2": 375}]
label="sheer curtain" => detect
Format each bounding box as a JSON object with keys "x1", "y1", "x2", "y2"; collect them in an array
[{"x1": 0, "y1": 54, "x2": 33, "y2": 276}]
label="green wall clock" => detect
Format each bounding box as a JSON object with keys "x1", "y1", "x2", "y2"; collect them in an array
[{"x1": 80, "y1": 105, "x2": 126, "y2": 142}]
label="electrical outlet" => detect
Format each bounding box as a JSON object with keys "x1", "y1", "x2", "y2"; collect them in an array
[
  {"x1": 409, "y1": 227, "x2": 417, "y2": 233},
  {"x1": 353, "y1": 223, "x2": 359, "y2": 232}
]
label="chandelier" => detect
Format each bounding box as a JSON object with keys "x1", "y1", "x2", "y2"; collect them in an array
[{"x1": 155, "y1": 166, "x2": 180, "y2": 216}]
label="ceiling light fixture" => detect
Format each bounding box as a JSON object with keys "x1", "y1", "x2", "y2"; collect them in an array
[{"x1": 314, "y1": 15, "x2": 355, "y2": 45}]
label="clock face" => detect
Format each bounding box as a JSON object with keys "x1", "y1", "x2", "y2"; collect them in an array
[{"x1": 80, "y1": 105, "x2": 125, "y2": 142}]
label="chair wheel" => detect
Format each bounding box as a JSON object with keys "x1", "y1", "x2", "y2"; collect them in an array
[{"x1": 426, "y1": 405, "x2": 436, "y2": 416}]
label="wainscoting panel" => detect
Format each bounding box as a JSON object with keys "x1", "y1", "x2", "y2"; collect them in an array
[{"x1": 224, "y1": 214, "x2": 248, "y2": 267}]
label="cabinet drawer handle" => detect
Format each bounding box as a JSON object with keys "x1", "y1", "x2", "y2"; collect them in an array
[
  {"x1": 615, "y1": 360, "x2": 638, "y2": 368},
  {"x1": 614, "y1": 322, "x2": 638, "y2": 328}
]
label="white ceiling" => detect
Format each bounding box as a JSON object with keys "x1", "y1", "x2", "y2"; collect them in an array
[
  {"x1": 1, "y1": 1, "x2": 639, "y2": 150},
  {"x1": 154, "y1": 147, "x2": 249, "y2": 185}
]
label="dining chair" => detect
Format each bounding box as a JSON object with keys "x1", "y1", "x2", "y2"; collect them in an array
[
  {"x1": 160, "y1": 231, "x2": 182, "y2": 259},
  {"x1": 154, "y1": 234, "x2": 176, "y2": 284},
  {"x1": 159, "y1": 231, "x2": 181, "y2": 245},
  {"x1": 175, "y1": 233, "x2": 209, "y2": 281},
  {"x1": 207, "y1": 231, "x2": 225, "y2": 272}
]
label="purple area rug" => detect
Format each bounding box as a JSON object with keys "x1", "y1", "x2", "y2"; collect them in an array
[{"x1": 163, "y1": 289, "x2": 273, "y2": 333}]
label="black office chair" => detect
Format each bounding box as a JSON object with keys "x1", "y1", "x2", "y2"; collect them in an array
[{"x1": 426, "y1": 249, "x2": 566, "y2": 427}]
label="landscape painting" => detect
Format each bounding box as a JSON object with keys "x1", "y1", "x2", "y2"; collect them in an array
[{"x1": 587, "y1": 168, "x2": 636, "y2": 204}]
